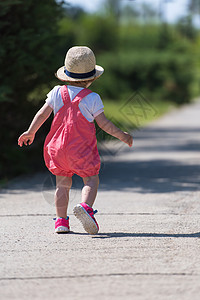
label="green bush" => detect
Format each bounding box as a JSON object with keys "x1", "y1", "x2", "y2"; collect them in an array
[
  {"x1": 94, "y1": 49, "x2": 194, "y2": 104},
  {"x1": 75, "y1": 14, "x2": 118, "y2": 53},
  {"x1": 0, "y1": 0, "x2": 62, "y2": 180}
]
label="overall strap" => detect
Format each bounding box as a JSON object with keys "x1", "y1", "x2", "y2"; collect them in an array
[
  {"x1": 60, "y1": 86, "x2": 92, "y2": 105},
  {"x1": 72, "y1": 88, "x2": 93, "y2": 104},
  {"x1": 60, "y1": 85, "x2": 71, "y2": 105}
]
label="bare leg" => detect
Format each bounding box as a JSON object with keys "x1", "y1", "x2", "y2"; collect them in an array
[
  {"x1": 81, "y1": 175, "x2": 99, "y2": 207},
  {"x1": 55, "y1": 176, "x2": 72, "y2": 218}
]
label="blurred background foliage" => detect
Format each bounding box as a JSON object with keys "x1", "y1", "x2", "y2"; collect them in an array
[{"x1": 0, "y1": 0, "x2": 200, "y2": 181}]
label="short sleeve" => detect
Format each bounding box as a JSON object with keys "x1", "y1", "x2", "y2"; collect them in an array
[
  {"x1": 45, "y1": 85, "x2": 63, "y2": 115},
  {"x1": 89, "y1": 93, "x2": 104, "y2": 117},
  {"x1": 79, "y1": 92, "x2": 104, "y2": 122}
]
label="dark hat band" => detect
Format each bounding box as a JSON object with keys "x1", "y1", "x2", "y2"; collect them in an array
[{"x1": 64, "y1": 67, "x2": 96, "y2": 79}]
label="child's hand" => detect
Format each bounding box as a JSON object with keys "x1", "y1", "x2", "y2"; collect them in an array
[
  {"x1": 18, "y1": 131, "x2": 35, "y2": 147},
  {"x1": 121, "y1": 132, "x2": 133, "y2": 147}
]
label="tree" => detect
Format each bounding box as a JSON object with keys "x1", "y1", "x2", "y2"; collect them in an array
[
  {"x1": 188, "y1": 0, "x2": 200, "y2": 14},
  {"x1": 121, "y1": 4, "x2": 140, "y2": 23},
  {"x1": 176, "y1": 16, "x2": 197, "y2": 40},
  {"x1": 0, "y1": 0, "x2": 62, "y2": 104},
  {"x1": 104, "y1": 0, "x2": 121, "y2": 21},
  {"x1": 175, "y1": 0, "x2": 199, "y2": 40},
  {"x1": 140, "y1": 3, "x2": 157, "y2": 24},
  {"x1": 0, "y1": 0, "x2": 63, "y2": 178}
]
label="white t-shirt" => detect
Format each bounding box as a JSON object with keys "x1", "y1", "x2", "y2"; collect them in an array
[{"x1": 45, "y1": 85, "x2": 104, "y2": 122}]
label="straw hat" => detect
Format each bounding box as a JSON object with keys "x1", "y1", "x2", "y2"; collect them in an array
[{"x1": 56, "y1": 46, "x2": 104, "y2": 82}]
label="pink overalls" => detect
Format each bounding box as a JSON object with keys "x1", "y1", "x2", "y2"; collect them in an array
[{"x1": 44, "y1": 85, "x2": 101, "y2": 177}]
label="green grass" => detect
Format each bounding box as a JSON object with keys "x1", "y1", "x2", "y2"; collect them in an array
[{"x1": 103, "y1": 97, "x2": 175, "y2": 131}]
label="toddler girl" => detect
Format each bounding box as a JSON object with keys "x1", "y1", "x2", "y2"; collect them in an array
[{"x1": 18, "y1": 46, "x2": 133, "y2": 235}]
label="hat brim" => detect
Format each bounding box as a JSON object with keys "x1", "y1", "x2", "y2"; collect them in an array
[{"x1": 56, "y1": 65, "x2": 104, "y2": 82}]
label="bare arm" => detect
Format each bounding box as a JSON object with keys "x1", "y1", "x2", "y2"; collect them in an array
[
  {"x1": 95, "y1": 112, "x2": 133, "y2": 147},
  {"x1": 18, "y1": 103, "x2": 53, "y2": 147}
]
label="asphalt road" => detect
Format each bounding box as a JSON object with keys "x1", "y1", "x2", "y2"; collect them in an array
[{"x1": 1, "y1": 101, "x2": 200, "y2": 300}]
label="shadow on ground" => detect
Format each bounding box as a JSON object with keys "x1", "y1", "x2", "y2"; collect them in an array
[
  {"x1": 1, "y1": 126, "x2": 200, "y2": 195},
  {"x1": 98, "y1": 159, "x2": 200, "y2": 193},
  {"x1": 3, "y1": 157, "x2": 200, "y2": 195},
  {"x1": 98, "y1": 126, "x2": 200, "y2": 193},
  {"x1": 92, "y1": 232, "x2": 200, "y2": 239}
]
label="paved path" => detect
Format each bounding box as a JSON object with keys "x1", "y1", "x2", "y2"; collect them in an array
[{"x1": 1, "y1": 101, "x2": 200, "y2": 300}]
